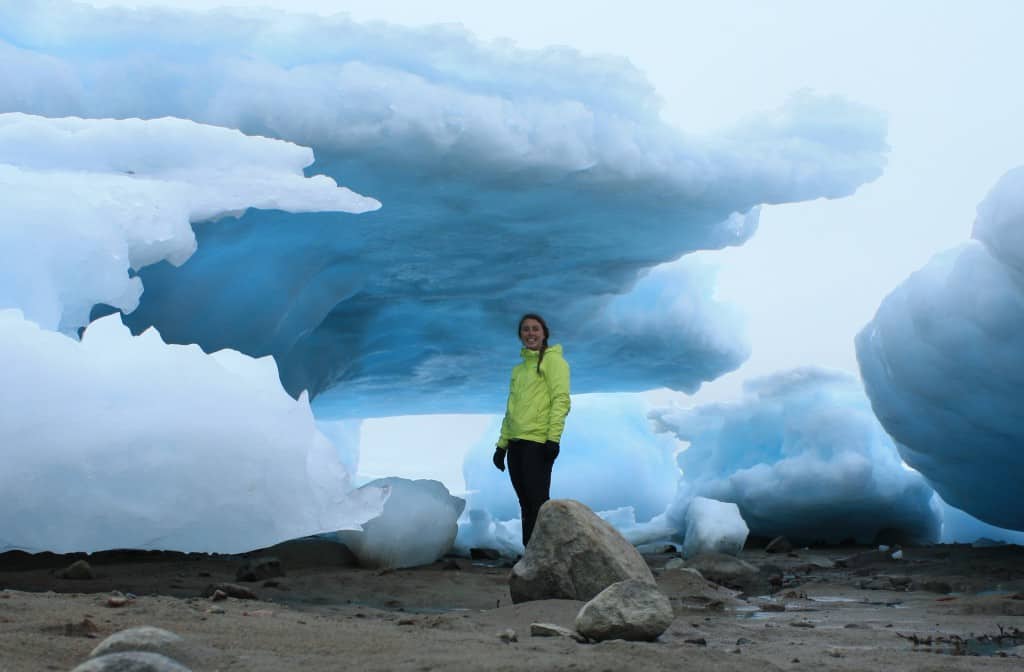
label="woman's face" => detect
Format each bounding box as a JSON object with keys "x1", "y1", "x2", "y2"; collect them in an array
[{"x1": 519, "y1": 318, "x2": 545, "y2": 351}]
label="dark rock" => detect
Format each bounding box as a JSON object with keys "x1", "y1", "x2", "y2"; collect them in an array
[
  {"x1": 201, "y1": 583, "x2": 257, "y2": 600},
  {"x1": 765, "y1": 536, "x2": 793, "y2": 554},
  {"x1": 246, "y1": 537, "x2": 358, "y2": 569},
  {"x1": 470, "y1": 548, "x2": 501, "y2": 561},
  {"x1": 58, "y1": 560, "x2": 95, "y2": 580},
  {"x1": 509, "y1": 499, "x2": 655, "y2": 604},
  {"x1": 235, "y1": 557, "x2": 284, "y2": 582}
]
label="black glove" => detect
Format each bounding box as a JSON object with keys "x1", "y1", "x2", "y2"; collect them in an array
[
  {"x1": 545, "y1": 440, "x2": 560, "y2": 461},
  {"x1": 492, "y1": 447, "x2": 506, "y2": 472}
]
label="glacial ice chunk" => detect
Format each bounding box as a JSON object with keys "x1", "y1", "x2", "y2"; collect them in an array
[
  {"x1": 652, "y1": 367, "x2": 940, "y2": 545},
  {"x1": 857, "y1": 167, "x2": 1024, "y2": 531},
  {"x1": 0, "y1": 311, "x2": 385, "y2": 554},
  {"x1": 681, "y1": 497, "x2": 749, "y2": 558},
  {"x1": 338, "y1": 477, "x2": 466, "y2": 569}
]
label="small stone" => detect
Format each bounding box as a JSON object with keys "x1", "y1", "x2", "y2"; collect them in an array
[
  {"x1": 765, "y1": 536, "x2": 793, "y2": 554},
  {"x1": 736, "y1": 637, "x2": 752, "y2": 645},
  {"x1": 201, "y1": 583, "x2": 257, "y2": 600},
  {"x1": 470, "y1": 548, "x2": 501, "y2": 561},
  {"x1": 397, "y1": 618, "x2": 415, "y2": 626},
  {"x1": 89, "y1": 626, "x2": 185, "y2": 660},
  {"x1": 210, "y1": 590, "x2": 227, "y2": 602},
  {"x1": 235, "y1": 557, "x2": 284, "y2": 582},
  {"x1": 205, "y1": 607, "x2": 225, "y2": 615},
  {"x1": 106, "y1": 595, "x2": 129, "y2": 608},
  {"x1": 684, "y1": 637, "x2": 707, "y2": 646},
  {"x1": 64, "y1": 617, "x2": 100, "y2": 638},
  {"x1": 498, "y1": 628, "x2": 518, "y2": 643},
  {"x1": 575, "y1": 579, "x2": 674, "y2": 642},
  {"x1": 827, "y1": 647, "x2": 844, "y2": 658},
  {"x1": 529, "y1": 623, "x2": 586, "y2": 643},
  {"x1": 58, "y1": 560, "x2": 95, "y2": 580},
  {"x1": 790, "y1": 620, "x2": 815, "y2": 628},
  {"x1": 70, "y1": 651, "x2": 191, "y2": 672}
]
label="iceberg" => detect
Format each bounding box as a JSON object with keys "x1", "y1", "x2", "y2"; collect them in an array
[{"x1": 857, "y1": 167, "x2": 1024, "y2": 531}]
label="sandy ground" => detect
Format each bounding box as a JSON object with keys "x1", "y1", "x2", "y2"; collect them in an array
[{"x1": 2, "y1": 541, "x2": 1023, "y2": 671}]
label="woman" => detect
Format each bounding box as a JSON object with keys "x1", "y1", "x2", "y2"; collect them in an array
[{"x1": 492, "y1": 313, "x2": 571, "y2": 547}]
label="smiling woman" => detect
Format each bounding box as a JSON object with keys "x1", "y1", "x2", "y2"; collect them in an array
[{"x1": 492, "y1": 313, "x2": 571, "y2": 546}]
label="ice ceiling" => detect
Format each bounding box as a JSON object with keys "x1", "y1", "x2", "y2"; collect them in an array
[{"x1": 0, "y1": 1, "x2": 888, "y2": 417}]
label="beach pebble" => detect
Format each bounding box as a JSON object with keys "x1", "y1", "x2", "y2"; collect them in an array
[
  {"x1": 765, "y1": 536, "x2": 793, "y2": 554},
  {"x1": 201, "y1": 583, "x2": 256, "y2": 600},
  {"x1": 235, "y1": 557, "x2": 284, "y2": 582},
  {"x1": 89, "y1": 626, "x2": 185, "y2": 661},
  {"x1": 58, "y1": 560, "x2": 95, "y2": 580},
  {"x1": 529, "y1": 623, "x2": 586, "y2": 642},
  {"x1": 71, "y1": 652, "x2": 191, "y2": 672},
  {"x1": 575, "y1": 579, "x2": 674, "y2": 642}
]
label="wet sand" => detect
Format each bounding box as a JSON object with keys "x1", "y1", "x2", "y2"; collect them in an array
[{"x1": 2, "y1": 542, "x2": 1023, "y2": 671}]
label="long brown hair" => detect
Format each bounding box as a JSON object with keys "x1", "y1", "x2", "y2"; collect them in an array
[{"x1": 518, "y1": 313, "x2": 550, "y2": 374}]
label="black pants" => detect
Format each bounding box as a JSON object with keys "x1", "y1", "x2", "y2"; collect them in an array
[{"x1": 507, "y1": 439, "x2": 557, "y2": 547}]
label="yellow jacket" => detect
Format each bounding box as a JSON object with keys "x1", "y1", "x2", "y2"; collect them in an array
[{"x1": 497, "y1": 344, "x2": 571, "y2": 448}]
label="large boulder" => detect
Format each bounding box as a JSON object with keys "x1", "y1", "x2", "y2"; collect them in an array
[
  {"x1": 509, "y1": 499, "x2": 655, "y2": 603},
  {"x1": 575, "y1": 579, "x2": 674, "y2": 642}
]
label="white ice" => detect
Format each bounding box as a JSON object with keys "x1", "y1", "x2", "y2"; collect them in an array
[
  {"x1": 338, "y1": 478, "x2": 466, "y2": 569},
  {"x1": 680, "y1": 497, "x2": 749, "y2": 559},
  {"x1": 0, "y1": 312, "x2": 386, "y2": 554}
]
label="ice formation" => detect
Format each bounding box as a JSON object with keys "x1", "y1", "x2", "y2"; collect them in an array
[
  {"x1": 680, "y1": 497, "x2": 749, "y2": 559},
  {"x1": 0, "y1": 1, "x2": 888, "y2": 416},
  {"x1": 651, "y1": 368, "x2": 941, "y2": 545},
  {"x1": 857, "y1": 167, "x2": 1024, "y2": 531},
  {"x1": 0, "y1": 113, "x2": 383, "y2": 554},
  {"x1": 0, "y1": 312, "x2": 387, "y2": 554},
  {"x1": 338, "y1": 478, "x2": 466, "y2": 569},
  {"x1": 0, "y1": 113, "x2": 378, "y2": 335}
]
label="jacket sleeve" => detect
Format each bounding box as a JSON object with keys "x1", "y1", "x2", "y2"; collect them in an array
[
  {"x1": 497, "y1": 370, "x2": 514, "y2": 449},
  {"x1": 544, "y1": 354, "x2": 571, "y2": 443}
]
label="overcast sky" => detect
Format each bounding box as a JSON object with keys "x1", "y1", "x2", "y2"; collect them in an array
[{"x1": 81, "y1": 0, "x2": 1024, "y2": 487}]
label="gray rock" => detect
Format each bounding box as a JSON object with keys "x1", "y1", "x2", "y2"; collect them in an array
[
  {"x1": 530, "y1": 622, "x2": 587, "y2": 642},
  {"x1": 200, "y1": 583, "x2": 257, "y2": 600},
  {"x1": 765, "y1": 536, "x2": 793, "y2": 554},
  {"x1": 684, "y1": 553, "x2": 762, "y2": 592},
  {"x1": 235, "y1": 556, "x2": 284, "y2": 582},
  {"x1": 575, "y1": 579, "x2": 674, "y2": 642},
  {"x1": 89, "y1": 627, "x2": 185, "y2": 661},
  {"x1": 509, "y1": 499, "x2": 655, "y2": 604},
  {"x1": 58, "y1": 560, "x2": 95, "y2": 580},
  {"x1": 70, "y1": 652, "x2": 191, "y2": 672}
]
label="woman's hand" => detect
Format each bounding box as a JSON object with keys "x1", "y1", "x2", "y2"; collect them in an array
[
  {"x1": 545, "y1": 440, "x2": 560, "y2": 461},
  {"x1": 492, "y1": 447, "x2": 506, "y2": 472}
]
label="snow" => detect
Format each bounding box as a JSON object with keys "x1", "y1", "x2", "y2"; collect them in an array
[
  {"x1": 338, "y1": 478, "x2": 465, "y2": 569},
  {"x1": 857, "y1": 167, "x2": 1024, "y2": 531},
  {"x1": 680, "y1": 497, "x2": 749, "y2": 559}
]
